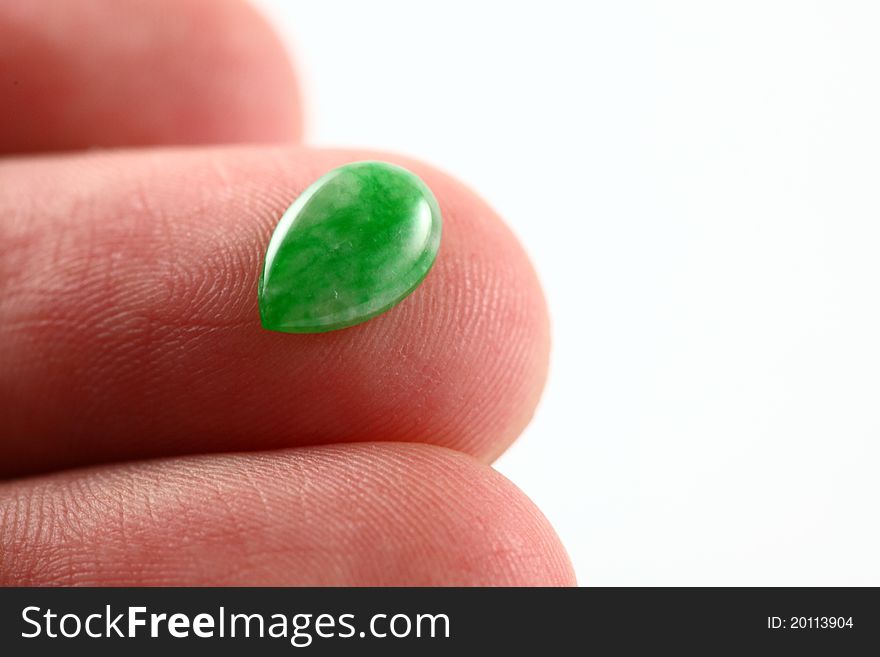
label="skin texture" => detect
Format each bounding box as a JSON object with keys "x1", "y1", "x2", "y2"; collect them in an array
[
  {"x1": 0, "y1": 0, "x2": 574, "y2": 586},
  {"x1": 0, "y1": 444, "x2": 573, "y2": 586}
]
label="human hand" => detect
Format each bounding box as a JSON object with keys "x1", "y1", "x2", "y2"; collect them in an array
[{"x1": 0, "y1": 0, "x2": 574, "y2": 586}]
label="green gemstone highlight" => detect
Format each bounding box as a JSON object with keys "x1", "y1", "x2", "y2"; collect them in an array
[{"x1": 258, "y1": 161, "x2": 442, "y2": 333}]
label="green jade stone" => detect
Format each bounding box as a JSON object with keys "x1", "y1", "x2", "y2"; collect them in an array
[{"x1": 258, "y1": 161, "x2": 442, "y2": 333}]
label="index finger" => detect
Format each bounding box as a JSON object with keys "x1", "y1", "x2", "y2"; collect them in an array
[{"x1": 0, "y1": 146, "x2": 550, "y2": 476}]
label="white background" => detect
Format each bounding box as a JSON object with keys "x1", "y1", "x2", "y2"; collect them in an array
[{"x1": 254, "y1": 0, "x2": 880, "y2": 585}]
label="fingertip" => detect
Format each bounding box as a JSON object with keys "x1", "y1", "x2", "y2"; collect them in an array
[
  {"x1": 0, "y1": 0, "x2": 303, "y2": 152},
  {"x1": 0, "y1": 146, "x2": 551, "y2": 473},
  {"x1": 247, "y1": 148, "x2": 552, "y2": 461}
]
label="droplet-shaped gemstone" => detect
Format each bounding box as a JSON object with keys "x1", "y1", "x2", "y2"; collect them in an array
[{"x1": 258, "y1": 161, "x2": 442, "y2": 333}]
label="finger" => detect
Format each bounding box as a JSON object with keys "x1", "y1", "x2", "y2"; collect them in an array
[
  {"x1": 0, "y1": 443, "x2": 574, "y2": 586},
  {"x1": 0, "y1": 0, "x2": 301, "y2": 153},
  {"x1": 0, "y1": 146, "x2": 550, "y2": 476}
]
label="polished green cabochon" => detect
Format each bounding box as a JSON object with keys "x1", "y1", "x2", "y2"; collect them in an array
[{"x1": 258, "y1": 161, "x2": 442, "y2": 333}]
